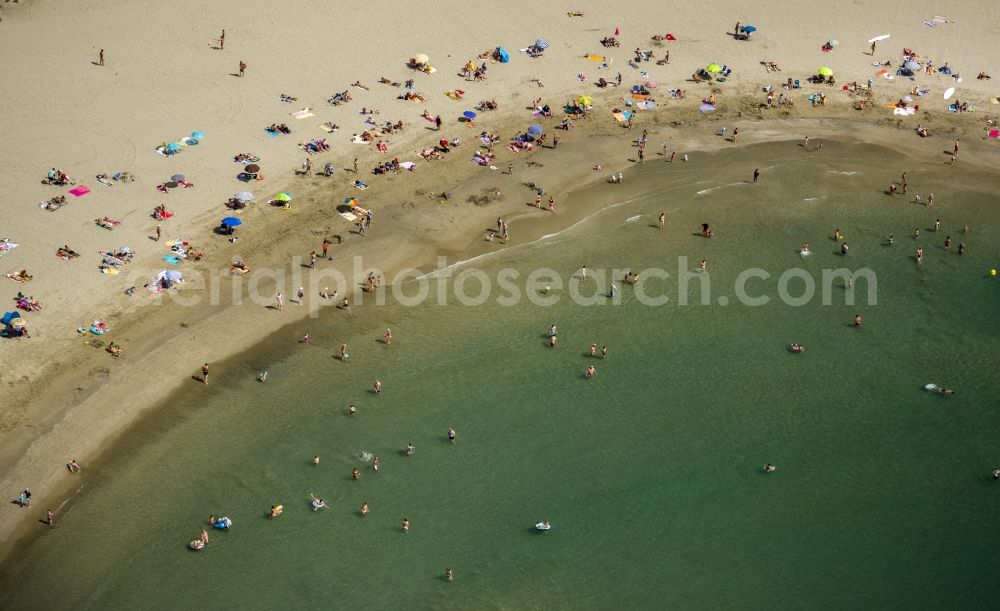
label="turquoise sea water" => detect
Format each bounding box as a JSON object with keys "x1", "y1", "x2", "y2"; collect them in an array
[{"x1": 3, "y1": 141, "x2": 1000, "y2": 609}]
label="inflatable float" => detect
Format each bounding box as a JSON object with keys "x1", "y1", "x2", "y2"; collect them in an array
[
  {"x1": 269, "y1": 504, "x2": 283, "y2": 519},
  {"x1": 189, "y1": 539, "x2": 206, "y2": 551},
  {"x1": 212, "y1": 517, "x2": 232, "y2": 530},
  {"x1": 535, "y1": 521, "x2": 551, "y2": 531}
]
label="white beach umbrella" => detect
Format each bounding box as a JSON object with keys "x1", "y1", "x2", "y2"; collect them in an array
[
  {"x1": 868, "y1": 34, "x2": 891, "y2": 43},
  {"x1": 944, "y1": 87, "x2": 955, "y2": 100}
]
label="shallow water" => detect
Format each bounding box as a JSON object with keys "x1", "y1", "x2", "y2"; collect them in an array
[{"x1": 4, "y1": 140, "x2": 1000, "y2": 610}]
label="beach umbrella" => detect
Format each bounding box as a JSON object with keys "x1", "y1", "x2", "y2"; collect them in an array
[
  {"x1": 743, "y1": 25, "x2": 757, "y2": 33},
  {"x1": 943, "y1": 87, "x2": 955, "y2": 100},
  {"x1": 868, "y1": 34, "x2": 891, "y2": 43},
  {"x1": 165, "y1": 181, "x2": 179, "y2": 189},
  {"x1": 527, "y1": 124, "x2": 543, "y2": 135},
  {"x1": 164, "y1": 270, "x2": 183, "y2": 282},
  {"x1": 699, "y1": 104, "x2": 716, "y2": 112},
  {"x1": 497, "y1": 48, "x2": 510, "y2": 63},
  {"x1": 905, "y1": 61, "x2": 920, "y2": 71},
  {"x1": 10, "y1": 318, "x2": 27, "y2": 329},
  {"x1": 275, "y1": 192, "x2": 292, "y2": 202},
  {"x1": 191, "y1": 131, "x2": 204, "y2": 139},
  {"x1": 344, "y1": 197, "x2": 360, "y2": 206},
  {"x1": 165, "y1": 142, "x2": 181, "y2": 153},
  {"x1": 234, "y1": 191, "x2": 253, "y2": 202},
  {"x1": 1, "y1": 311, "x2": 19, "y2": 325},
  {"x1": 989, "y1": 130, "x2": 999, "y2": 139},
  {"x1": 221, "y1": 217, "x2": 242, "y2": 227},
  {"x1": 245, "y1": 163, "x2": 260, "y2": 173},
  {"x1": 535, "y1": 39, "x2": 549, "y2": 49},
  {"x1": 614, "y1": 27, "x2": 620, "y2": 36},
  {"x1": 463, "y1": 111, "x2": 477, "y2": 119},
  {"x1": 413, "y1": 53, "x2": 430, "y2": 65},
  {"x1": 706, "y1": 64, "x2": 722, "y2": 73},
  {"x1": 902, "y1": 95, "x2": 914, "y2": 103},
  {"x1": 817, "y1": 66, "x2": 833, "y2": 76},
  {"x1": 171, "y1": 174, "x2": 186, "y2": 182},
  {"x1": 577, "y1": 95, "x2": 592, "y2": 106}
]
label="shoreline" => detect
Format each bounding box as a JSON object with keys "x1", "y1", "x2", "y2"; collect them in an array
[
  {"x1": 3, "y1": 111, "x2": 999, "y2": 567},
  {"x1": 3, "y1": 0, "x2": 1000, "y2": 569}
]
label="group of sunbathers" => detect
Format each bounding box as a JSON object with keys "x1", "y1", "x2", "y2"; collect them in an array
[
  {"x1": 42, "y1": 168, "x2": 74, "y2": 186},
  {"x1": 15, "y1": 292, "x2": 42, "y2": 311},
  {"x1": 476, "y1": 99, "x2": 499, "y2": 111},
  {"x1": 600, "y1": 37, "x2": 620, "y2": 47},
  {"x1": 300, "y1": 139, "x2": 330, "y2": 154},
  {"x1": 398, "y1": 91, "x2": 425, "y2": 102},
  {"x1": 328, "y1": 91, "x2": 352, "y2": 105},
  {"x1": 41, "y1": 195, "x2": 67, "y2": 211},
  {"x1": 233, "y1": 152, "x2": 259, "y2": 164},
  {"x1": 372, "y1": 158, "x2": 402, "y2": 175},
  {"x1": 760, "y1": 60, "x2": 781, "y2": 72},
  {"x1": 56, "y1": 245, "x2": 79, "y2": 260},
  {"x1": 267, "y1": 123, "x2": 291, "y2": 134},
  {"x1": 152, "y1": 205, "x2": 172, "y2": 221},
  {"x1": 279, "y1": 93, "x2": 298, "y2": 103}
]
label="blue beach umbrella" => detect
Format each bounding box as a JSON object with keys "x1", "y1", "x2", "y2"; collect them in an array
[
  {"x1": 535, "y1": 39, "x2": 549, "y2": 49},
  {"x1": 528, "y1": 124, "x2": 543, "y2": 135},
  {"x1": 165, "y1": 142, "x2": 181, "y2": 153},
  {"x1": 234, "y1": 191, "x2": 253, "y2": 202},
  {"x1": 221, "y1": 217, "x2": 242, "y2": 227},
  {"x1": 463, "y1": 111, "x2": 477, "y2": 119},
  {"x1": 191, "y1": 131, "x2": 205, "y2": 139},
  {"x1": 743, "y1": 25, "x2": 757, "y2": 33},
  {"x1": 498, "y1": 47, "x2": 510, "y2": 62}
]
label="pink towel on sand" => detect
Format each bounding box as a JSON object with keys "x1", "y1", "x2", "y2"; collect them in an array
[{"x1": 69, "y1": 186, "x2": 91, "y2": 197}]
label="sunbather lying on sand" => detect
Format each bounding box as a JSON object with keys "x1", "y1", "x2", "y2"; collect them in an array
[
  {"x1": 107, "y1": 342, "x2": 123, "y2": 357},
  {"x1": 6, "y1": 270, "x2": 32, "y2": 282},
  {"x1": 352, "y1": 81, "x2": 369, "y2": 90},
  {"x1": 96, "y1": 216, "x2": 121, "y2": 229}
]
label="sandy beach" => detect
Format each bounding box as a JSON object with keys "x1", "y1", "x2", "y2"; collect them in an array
[{"x1": 2, "y1": 0, "x2": 999, "y2": 570}]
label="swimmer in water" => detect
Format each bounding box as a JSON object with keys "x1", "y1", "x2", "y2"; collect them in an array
[
  {"x1": 360, "y1": 503, "x2": 369, "y2": 517},
  {"x1": 313, "y1": 455, "x2": 320, "y2": 465},
  {"x1": 445, "y1": 568, "x2": 454, "y2": 582},
  {"x1": 601, "y1": 345, "x2": 607, "y2": 359},
  {"x1": 402, "y1": 517, "x2": 409, "y2": 533},
  {"x1": 352, "y1": 467, "x2": 360, "y2": 481},
  {"x1": 448, "y1": 428, "x2": 457, "y2": 442},
  {"x1": 310, "y1": 493, "x2": 327, "y2": 510},
  {"x1": 585, "y1": 365, "x2": 596, "y2": 379},
  {"x1": 384, "y1": 328, "x2": 392, "y2": 344},
  {"x1": 340, "y1": 344, "x2": 349, "y2": 361},
  {"x1": 993, "y1": 468, "x2": 1000, "y2": 481},
  {"x1": 834, "y1": 228, "x2": 842, "y2": 241},
  {"x1": 373, "y1": 378, "x2": 382, "y2": 394},
  {"x1": 886, "y1": 234, "x2": 895, "y2": 245},
  {"x1": 590, "y1": 344, "x2": 597, "y2": 357},
  {"x1": 258, "y1": 370, "x2": 268, "y2": 382},
  {"x1": 854, "y1": 313, "x2": 862, "y2": 327},
  {"x1": 916, "y1": 247, "x2": 924, "y2": 264},
  {"x1": 700, "y1": 259, "x2": 707, "y2": 273},
  {"x1": 348, "y1": 404, "x2": 357, "y2": 415},
  {"x1": 801, "y1": 242, "x2": 810, "y2": 254},
  {"x1": 939, "y1": 387, "x2": 955, "y2": 396},
  {"x1": 406, "y1": 442, "x2": 414, "y2": 456},
  {"x1": 790, "y1": 343, "x2": 804, "y2": 353},
  {"x1": 764, "y1": 464, "x2": 776, "y2": 473},
  {"x1": 372, "y1": 456, "x2": 380, "y2": 472}
]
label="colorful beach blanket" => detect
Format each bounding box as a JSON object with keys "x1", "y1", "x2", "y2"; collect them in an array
[{"x1": 69, "y1": 185, "x2": 91, "y2": 197}]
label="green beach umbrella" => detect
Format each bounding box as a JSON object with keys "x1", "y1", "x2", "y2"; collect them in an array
[
  {"x1": 274, "y1": 192, "x2": 292, "y2": 202},
  {"x1": 706, "y1": 63, "x2": 722, "y2": 73},
  {"x1": 817, "y1": 67, "x2": 833, "y2": 76}
]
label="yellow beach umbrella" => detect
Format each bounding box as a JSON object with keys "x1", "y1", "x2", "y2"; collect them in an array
[
  {"x1": 706, "y1": 64, "x2": 722, "y2": 73},
  {"x1": 817, "y1": 66, "x2": 833, "y2": 77},
  {"x1": 577, "y1": 95, "x2": 593, "y2": 106}
]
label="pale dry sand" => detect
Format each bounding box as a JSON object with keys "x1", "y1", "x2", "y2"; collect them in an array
[{"x1": 1, "y1": 0, "x2": 999, "y2": 561}]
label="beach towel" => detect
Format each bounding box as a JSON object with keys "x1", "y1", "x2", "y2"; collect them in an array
[
  {"x1": 319, "y1": 124, "x2": 338, "y2": 133},
  {"x1": 400, "y1": 161, "x2": 416, "y2": 170},
  {"x1": 637, "y1": 100, "x2": 656, "y2": 110},
  {"x1": 445, "y1": 90, "x2": 466, "y2": 100},
  {"x1": 40, "y1": 199, "x2": 67, "y2": 211},
  {"x1": 163, "y1": 255, "x2": 181, "y2": 265},
  {"x1": 291, "y1": 109, "x2": 314, "y2": 119},
  {"x1": 353, "y1": 181, "x2": 368, "y2": 190},
  {"x1": 631, "y1": 93, "x2": 649, "y2": 101},
  {"x1": 587, "y1": 55, "x2": 606, "y2": 62},
  {"x1": 338, "y1": 211, "x2": 359, "y2": 222},
  {"x1": 69, "y1": 186, "x2": 91, "y2": 197},
  {"x1": 101, "y1": 267, "x2": 120, "y2": 275},
  {"x1": 422, "y1": 114, "x2": 437, "y2": 123},
  {"x1": 265, "y1": 129, "x2": 279, "y2": 137},
  {"x1": 612, "y1": 111, "x2": 632, "y2": 122},
  {"x1": 893, "y1": 107, "x2": 916, "y2": 116}
]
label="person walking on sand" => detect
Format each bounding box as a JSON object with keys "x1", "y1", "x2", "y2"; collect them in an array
[
  {"x1": 752, "y1": 168, "x2": 759, "y2": 184},
  {"x1": 669, "y1": 151, "x2": 676, "y2": 163},
  {"x1": 202, "y1": 363, "x2": 210, "y2": 384},
  {"x1": 322, "y1": 238, "x2": 331, "y2": 260},
  {"x1": 46, "y1": 510, "x2": 54, "y2": 527},
  {"x1": 155, "y1": 224, "x2": 161, "y2": 241},
  {"x1": 98, "y1": 49, "x2": 104, "y2": 66},
  {"x1": 340, "y1": 344, "x2": 349, "y2": 361},
  {"x1": 435, "y1": 116, "x2": 442, "y2": 130},
  {"x1": 275, "y1": 293, "x2": 283, "y2": 311},
  {"x1": 219, "y1": 29, "x2": 225, "y2": 50},
  {"x1": 870, "y1": 41, "x2": 876, "y2": 56},
  {"x1": 384, "y1": 328, "x2": 392, "y2": 344},
  {"x1": 658, "y1": 212, "x2": 665, "y2": 229},
  {"x1": 953, "y1": 139, "x2": 959, "y2": 155},
  {"x1": 296, "y1": 286, "x2": 305, "y2": 304},
  {"x1": 238, "y1": 60, "x2": 246, "y2": 77},
  {"x1": 353, "y1": 158, "x2": 358, "y2": 174}
]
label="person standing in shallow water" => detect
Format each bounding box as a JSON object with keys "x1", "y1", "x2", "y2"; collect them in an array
[
  {"x1": 658, "y1": 212, "x2": 665, "y2": 229},
  {"x1": 854, "y1": 314, "x2": 862, "y2": 327},
  {"x1": 752, "y1": 168, "x2": 759, "y2": 184}
]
